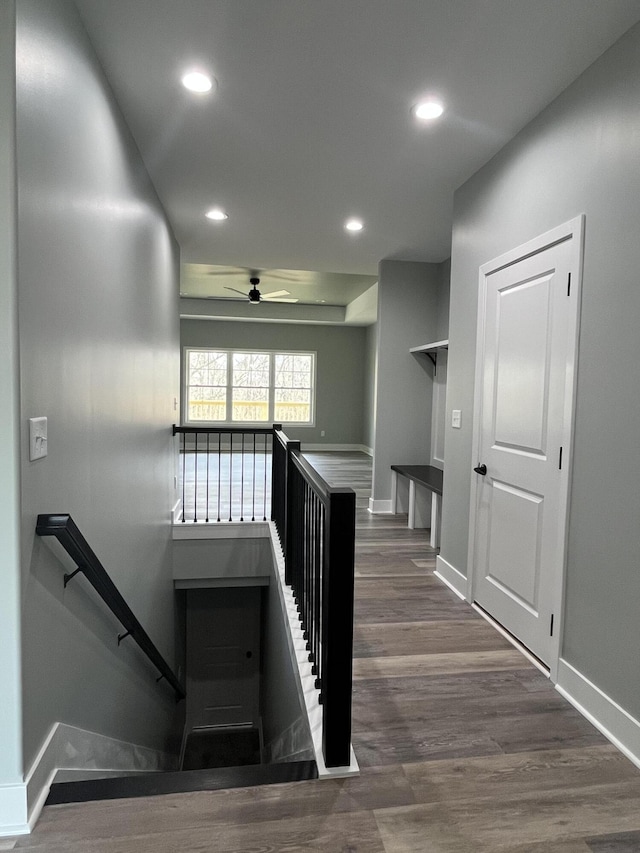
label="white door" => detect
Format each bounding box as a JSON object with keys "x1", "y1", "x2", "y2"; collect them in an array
[
  {"x1": 470, "y1": 219, "x2": 583, "y2": 667},
  {"x1": 186, "y1": 587, "x2": 261, "y2": 730}
]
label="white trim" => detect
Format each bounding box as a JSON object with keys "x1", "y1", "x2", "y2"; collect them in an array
[
  {"x1": 368, "y1": 498, "x2": 393, "y2": 514},
  {"x1": 0, "y1": 785, "x2": 28, "y2": 838},
  {"x1": 22, "y1": 723, "x2": 176, "y2": 832},
  {"x1": 172, "y1": 520, "x2": 270, "y2": 540},
  {"x1": 267, "y1": 523, "x2": 359, "y2": 779},
  {"x1": 557, "y1": 658, "x2": 640, "y2": 772},
  {"x1": 467, "y1": 215, "x2": 585, "y2": 679},
  {"x1": 301, "y1": 443, "x2": 370, "y2": 453},
  {"x1": 434, "y1": 555, "x2": 467, "y2": 600}
]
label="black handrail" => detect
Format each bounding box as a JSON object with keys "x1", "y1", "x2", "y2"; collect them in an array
[{"x1": 36, "y1": 514, "x2": 185, "y2": 702}]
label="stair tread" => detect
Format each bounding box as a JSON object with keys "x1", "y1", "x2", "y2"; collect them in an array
[{"x1": 45, "y1": 760, "x2": 318, "y2": 805}]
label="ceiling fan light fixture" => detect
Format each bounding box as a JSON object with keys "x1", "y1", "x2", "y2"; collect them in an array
[{"x1": 345, "y1": 218, "x2": 364, "y2": 232}]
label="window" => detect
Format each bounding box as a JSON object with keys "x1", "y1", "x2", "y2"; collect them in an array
[{"x1": 184, "y1": 348, "x2": 315, "y2": 425}]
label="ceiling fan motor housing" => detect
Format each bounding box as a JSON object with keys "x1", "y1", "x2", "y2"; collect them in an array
[{"x1": 248, "y1": 278, "x2": 261, "y2": 302}]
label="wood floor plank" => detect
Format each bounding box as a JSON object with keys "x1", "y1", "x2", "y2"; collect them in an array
[
  {"x1": 353, "y1": 620, "x2": 513, "y2": 658},
  {"x1": 353, "y1": 649, "x2": 528, "y2": 679},
  {"x1": 17, "y1": 770, "x2": 413, "y2": 848},
  {"x1": 374, "y1": 783, "x2": 640, "y2": 852},
  {"x1": 19, "y1": 807, "x2": 386, "y2": 852},
  {"x1": 402, "y1": 745, "x2": 635, "y2": 804},
  {"x1": 586, "y1": 831, "x2": 640, "y2": 851}
]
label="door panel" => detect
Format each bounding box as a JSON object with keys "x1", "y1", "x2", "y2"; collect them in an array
[
  {"x1": 186, "y1": 587, "x2": 261, "y2": 730},
  {"x1": 487, "y1": 480, "x2": 543, "y2": 612},
  {"x1": 473, "y1": 236, "x2": 574, "y2": 665},
  {"x1": 494, "y1": 274, "x2": 552, "y2": 454}
]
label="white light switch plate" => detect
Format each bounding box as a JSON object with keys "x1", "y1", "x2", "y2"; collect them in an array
[
  {"x1": 29, "y1": 416, "x2": 48, "y2": 460},
  {"x1": 451, "y1": 409, "x2": 462, "y2": 429}
]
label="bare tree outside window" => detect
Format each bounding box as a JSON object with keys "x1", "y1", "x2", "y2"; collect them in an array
[
  {"x1": 232, "y1": 352, "x2": 270, "y2": 421},
  {"x1": 274, "y1": 353, "x2": 313, "y2": 422},
  {"x1": 187, "y1": 350, "x2": 227, "y2": 421}
]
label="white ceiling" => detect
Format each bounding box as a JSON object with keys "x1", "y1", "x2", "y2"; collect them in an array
[{"x1": 76, "y1": 0, "x2": 640, "y2": 287}]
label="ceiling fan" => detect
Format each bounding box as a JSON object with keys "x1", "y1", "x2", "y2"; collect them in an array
[{"x1": 224, "y1": 277, "x2": 298, "y2": 304}]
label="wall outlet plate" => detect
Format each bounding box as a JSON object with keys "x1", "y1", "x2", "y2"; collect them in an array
[
  {"x1": 451, "y1": 409, "x2": 462, "y2": 429},
  {"x1": 29, "y1": 416, "x2": 48, "y2": 460}
]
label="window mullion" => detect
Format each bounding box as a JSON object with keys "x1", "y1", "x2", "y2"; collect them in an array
[
  {"x1": 269, "y1": 353, "x2": 275, "y2": 422},
  {"x1": 226, "y1": 351, "x2": 232, "y2": 422}
]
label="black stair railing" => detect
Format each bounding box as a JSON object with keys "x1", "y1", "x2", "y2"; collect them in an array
[
  {"x1": 173, "y1": 425, "x2": 276, "y2": 523},
  {"x1": 271, "y1": 427, "x2": 356, "y2": 769},
  {"x1": 36, "y1": 513, "x2": 185, "y2": 701}
]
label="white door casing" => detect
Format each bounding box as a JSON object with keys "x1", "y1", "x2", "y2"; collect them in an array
[{"x1": 468, "y1": 216, "x2": 584, "y2": 678}]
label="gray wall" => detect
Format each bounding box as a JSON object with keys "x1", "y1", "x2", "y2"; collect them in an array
[
  {"x1": 0, "y1": 0, "x2": 23, "y2": 798},
  {"x1": 181, "y1": 320, "x2": 366, "y2": 445},
  {"x1": 17, "y1": 0, "x2": 180, "y2": 768},
  {"x1": 436, "y1": 258, "x2": 451, "y2": 340},
  {"x1": 173, "y1": 537, "x2": 272, "y2": 584},
  {"x1": 362, "y1": 323, "x2": 378, "y2": 452},
  {"x1": 371, "y1": 260, "x2": 440, "y2": 502},
  {"x1": 441, "y1": 21, "x2": 640, "y2": 718}
]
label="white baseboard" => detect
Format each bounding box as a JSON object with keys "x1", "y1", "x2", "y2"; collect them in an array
[
  {"x1": 23, "y1": 723, "x2": 176, "y2": 833},
  {"x1": 434, "y1": 554, "x2": 467, "y2": 599},
  {"x1": 368, "y1": 498, "x2": 393, "y2": 514},
  {"x1": 173, "y1": 520, "x2": 270, "y2": 540},
  {"x1": 556, "y1": 658, "x2": 640, "y2": 772},
  {"x1": 0, "y1": 783, "x2": 28, "y2": 837}
]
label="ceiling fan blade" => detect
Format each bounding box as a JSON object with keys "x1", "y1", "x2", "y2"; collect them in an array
[
  {"x1": 224, "y1": 286, "x2": 249, "y2": 297},
  {"x1": 265, "y1": 297, "x2": 299, "y2": 303},
  {"x1": 208, "y1": 269, "x2": 243, "y2": 276},
  {"x1": 266, "y1": 271, "x2": 307, "y2": 282},
  {"x1": 261, "y1": 290, "x2": 290, "y2": 299}
]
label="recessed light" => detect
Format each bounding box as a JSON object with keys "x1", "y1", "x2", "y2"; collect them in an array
[
  {"x1": 345, "y1": 218, "x2": 363, "y2": 232},
  {"x1": 205, "y1": 208, "x2": 228, "y2": 221},
  {"x1": 413, "y1": 99, "x2": 444, "y2": 120},
  {"x1": 182, "y1": 70, "x2": 214, "y2": 93}
]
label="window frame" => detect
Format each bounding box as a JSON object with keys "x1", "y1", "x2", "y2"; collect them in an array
[{"x1": 183, "y1": 346, "x2": 317, "y2": 427}]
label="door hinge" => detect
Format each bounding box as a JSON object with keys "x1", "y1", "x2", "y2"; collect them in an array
[
  {"x1": 550, "y1": 613, "x2": 554, "y2": 636},
  {"x1": 567, "y1": 272, "x2": 571, "y2": 296},
  {"x1": 558, "y1": 446, "x2": 563, "y2": 470}
]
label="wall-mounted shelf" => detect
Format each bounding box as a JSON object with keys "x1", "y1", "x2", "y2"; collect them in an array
[{"x1": 410, "y1": 339, "x2": 448, "y2": 368}]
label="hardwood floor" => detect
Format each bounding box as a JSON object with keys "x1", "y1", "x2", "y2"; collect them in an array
[{"x1": 12, "y1": 452, "x2": 640, "y2": 852}]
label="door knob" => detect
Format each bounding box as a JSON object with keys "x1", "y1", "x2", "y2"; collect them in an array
[{"x1": 473, "y1": 464, "x2": 487, "y2": 475}]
